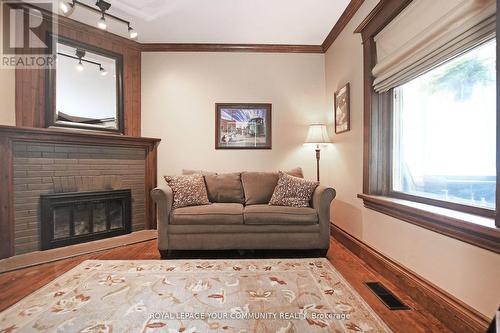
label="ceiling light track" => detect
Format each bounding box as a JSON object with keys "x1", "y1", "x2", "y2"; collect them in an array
[
  {"x1": 58, "y1": 49, "x2": 108, "y2": 75},
  {"x1": 60, "y1": 0, "x2": 138, "y2": 39}
]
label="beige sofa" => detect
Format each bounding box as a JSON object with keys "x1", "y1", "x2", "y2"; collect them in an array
[{"x1": 151, "y1": 170, "x2": 336, "y2": 257}]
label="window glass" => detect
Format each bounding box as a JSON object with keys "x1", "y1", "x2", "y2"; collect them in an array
[{"x1": 393, "y1": 39, "x2": 496, "y2": 209}]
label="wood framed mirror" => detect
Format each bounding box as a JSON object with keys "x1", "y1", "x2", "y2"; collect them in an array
[{"x1": 46, "y1": 34, "x2": 124, "y2": 133}]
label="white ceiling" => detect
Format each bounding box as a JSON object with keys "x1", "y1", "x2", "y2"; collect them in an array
[{"x1": 62, "y1": 0, "x2": 351, "y2": 44}]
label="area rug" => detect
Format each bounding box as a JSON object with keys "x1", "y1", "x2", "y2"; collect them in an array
[{"x1": 0, "y1": 259, "x2": 392, "y2": 332}]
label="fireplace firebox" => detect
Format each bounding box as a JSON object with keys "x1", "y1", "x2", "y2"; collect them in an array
[{"x1": 41, "y1": 190, "x2": 131, "y2": 250}]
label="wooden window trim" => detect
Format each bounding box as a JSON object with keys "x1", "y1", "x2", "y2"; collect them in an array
[
  {"x1": 358, "y1": 194, "x2": 499, "y2": 254},
  {"x1": 357, "y1": 0, "x2": 500, "y2": 251}
]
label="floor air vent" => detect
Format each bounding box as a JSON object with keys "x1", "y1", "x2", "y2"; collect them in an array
[{"x1": 365, "y1": 282, "x2": 410, "y2": 310}]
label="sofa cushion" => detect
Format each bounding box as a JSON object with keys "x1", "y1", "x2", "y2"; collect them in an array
[
  {"x1": 243, "y1": 204, "x2": 318, "y2": 225},
  {"x1": 171, "y1": 203, "x2": 244, "y2": 225},
  {"x1": 269, "y1": 172, "x2": 319, "y2": 208},
  {"x1": 204, "y1": 173, "x2": 245, "y2": 203},
  {"x1": 163, "y1": 174, "x2": 210, "y2": 209},
  {"x1": 241, "y1": 167, "x2": 304, "y2": 205}
]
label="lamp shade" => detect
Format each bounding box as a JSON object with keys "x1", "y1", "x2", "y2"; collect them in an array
[{"x1": 305, "y1": 124, "x2": 332, "y2": 144}]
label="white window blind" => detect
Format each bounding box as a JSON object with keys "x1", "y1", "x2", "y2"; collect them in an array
[{"x1": 372, "y1": 0, "x2": 496, "y2": 93}]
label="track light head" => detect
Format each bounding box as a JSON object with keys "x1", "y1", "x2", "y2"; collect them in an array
[
  {"x1": 128, "y1": 26, "x2": 138, "y2": 39},
  {"x1": 76, "y1": 60, "x2": 84, "y2": 71},
  {"x1": 97, "y1": 14, "x2": 107, "y2": 30},
  {"x1": 59, "y1": 0, "x2": 75, "y2": 15},
  {"x1": 99, "y1": 66, "x2": 108, "y2": 76}
]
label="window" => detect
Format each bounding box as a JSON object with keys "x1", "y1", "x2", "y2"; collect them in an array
[
  {"x1": 392, "y1": 39, "x2": 496, "y2": 211},
  {"x1": 357, "y1": 0, "x2": 499, "y2": 253}
]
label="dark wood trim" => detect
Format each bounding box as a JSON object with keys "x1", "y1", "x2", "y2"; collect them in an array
[
  {"x1": 330, "y1": 223, "x2": 491, "y2": 333},
  {"x1": 214, "y1": 103, "x2": 272, "y2": 150},
  {"x1": 358, "y1": 194, "x2": 500, "y2": 254},
  {"x1": 389, "y1": 191, "x2": 496, "y2": 219},
  {"x1": 353, "y1": 0, "x2": 385, "y2": 34},
  {"x1": 0, "y1": 126, "x2": 160, "y2": 147},
  {"x1": 0, "y1": 136, "x2": 14, "y2": 259},
  {"x1": 145, "y1": 142, "x2": 158, "y2": 229},
  {"x1": 322, "y1": 0, "x2": 365, "y2": 52},
  {"x1": 356, "y1": 0, "x2": 413, "y2": 42},
  {"x1": 0, "y1": 126, "x2": 160, "y2": 259},
  {"x1": 141, "y1": 43, "x2": 323, "y2": 53}
]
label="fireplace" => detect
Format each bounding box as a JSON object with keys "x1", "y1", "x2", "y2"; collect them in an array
[{"x1": 40, "y1": 190, "x2": 132, "y2": 250}]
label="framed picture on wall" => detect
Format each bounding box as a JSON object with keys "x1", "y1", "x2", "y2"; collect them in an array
[
  {"x1": 215, "y1": 103, "x2": 272, "y2": 149},
  {"x1": 334, "y1": 83, "x2": 350, "y2": 134}
]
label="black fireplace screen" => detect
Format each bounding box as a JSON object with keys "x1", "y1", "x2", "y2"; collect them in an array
[{"x1": 41, "y1": 190, "x2": 131, "y2": 250}]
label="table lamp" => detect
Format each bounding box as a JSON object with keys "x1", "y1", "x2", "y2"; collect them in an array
[{"x1": 305, "y1": 124, "x2": 332, "y2": 181}]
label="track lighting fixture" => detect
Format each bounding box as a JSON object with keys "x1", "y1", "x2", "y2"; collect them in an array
[
  {"x1": 59, "y1": 0, "x2": 138, "y2": 39},
  {"x1": 75, "y1": 48, "x2": 85, "y2": 71},
  {"x1": 58, "y1": 48, "x2": 108, "y2": 77}
]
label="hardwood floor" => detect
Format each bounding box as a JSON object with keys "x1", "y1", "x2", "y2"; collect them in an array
[{"x1": 0, "y1": 237, "x2": 452, "y2": 332}]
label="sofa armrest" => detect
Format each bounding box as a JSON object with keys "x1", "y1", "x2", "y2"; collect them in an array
[
  {"x1": 312, "y1": 186, "x2": 336, "y2": 249},
  {"x1": 151, "y1": 185, "x2": 173, "y2": 250}
]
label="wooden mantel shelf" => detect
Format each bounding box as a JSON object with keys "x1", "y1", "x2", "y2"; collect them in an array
[
  {"x1": 0, "y1": 125, "x2": 161, "y2": 260},
  {"x1": 0, "y1": 125, "x2": 161, "y2": 149}
]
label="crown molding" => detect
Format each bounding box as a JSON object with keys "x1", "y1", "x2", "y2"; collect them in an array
[
  {"x1": 322, "y1": 0, "x2": 365, "y2": 52},
  {"x1": 19, "y1": 0, "x2": 364, "y2": 53},
  {"x1": 140, "y1": 43, "x2": 323, "y2": 53}
]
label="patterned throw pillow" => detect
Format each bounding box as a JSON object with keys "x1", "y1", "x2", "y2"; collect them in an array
[
  {"x1": 269, "y1": 171, "x2": 319, "y2": 207},
  {"x1": 164, "y1": 174, "x2": 210, "y2": 209}
]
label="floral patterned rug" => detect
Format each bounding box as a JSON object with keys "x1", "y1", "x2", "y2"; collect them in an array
[{"x1": 0, "y1": 259, "x2": 392, "y2": 332}]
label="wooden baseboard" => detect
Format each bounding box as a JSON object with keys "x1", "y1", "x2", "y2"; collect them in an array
[{"x1": 330, "y1": 223, "x2": 490, "y2": 333}]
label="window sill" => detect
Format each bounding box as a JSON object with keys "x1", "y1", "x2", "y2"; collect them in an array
[{"x1": 357, "y1": 194, "x2": 500, "y2": 254}]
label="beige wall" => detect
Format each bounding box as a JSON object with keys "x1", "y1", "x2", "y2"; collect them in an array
[
  {"x1": 325, "y1": 0, "x2": 500, "y2": 317},
  {"x1": 141, "y1": 13, "x2": 499, "y2": 317},
  {"x1": 141, "y1": 52, "x2": 333, "y2": 184},
  {"x1": 0, "y1": 69, "x2": 16, "y2": 126}
]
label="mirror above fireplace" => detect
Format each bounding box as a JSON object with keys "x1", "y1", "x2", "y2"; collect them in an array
[{"x1": 46, "y1": 35, "x2": 124, "y2": 133}]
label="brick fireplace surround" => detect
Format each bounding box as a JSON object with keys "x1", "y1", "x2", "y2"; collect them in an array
[{"x1": 0, "y1": 126, "x2": 160, "y2": 259}]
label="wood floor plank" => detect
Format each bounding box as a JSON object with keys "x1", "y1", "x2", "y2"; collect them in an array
[{"x1": 0, "y1": 237, "x2": 452, "y2": 332}]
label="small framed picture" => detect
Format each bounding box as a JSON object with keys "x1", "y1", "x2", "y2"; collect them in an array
[
  {"x1": 215, "y1": 103, "x2": 272, "y2": 149},
  {"x1": 334, "y1": 83, "x2": 350, "y2": 134}
]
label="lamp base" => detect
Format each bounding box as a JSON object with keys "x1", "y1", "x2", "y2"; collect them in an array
[{"x1": 315, "y1": 146, "x2": 320, "y2": 182}]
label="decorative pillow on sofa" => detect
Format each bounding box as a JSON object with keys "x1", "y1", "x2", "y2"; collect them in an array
[
  {"x1": 164, "y1": 174, "x2": 210, "y2": 209},
  {"x1": 241, "y1": 167, "x2": 304, "y2": 205},
  {"x1": 269, "y1": 171, "x2": 319, "y2": 208},
  {"x1": 204, "y1": 172, "x2": 245, "y2": 203}
]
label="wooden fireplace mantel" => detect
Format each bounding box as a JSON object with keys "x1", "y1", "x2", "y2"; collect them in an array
[
  {"x1": 0, "y1": 125, "x2": 161, "y2": 259},
  {"x1": 0, "y1": 126, "x2": 160, "y2": 148}
]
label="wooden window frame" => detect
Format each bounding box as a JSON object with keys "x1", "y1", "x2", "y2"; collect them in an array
[{"x1": 355, "y1": 0, "x2": 500, "y2": 253}]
